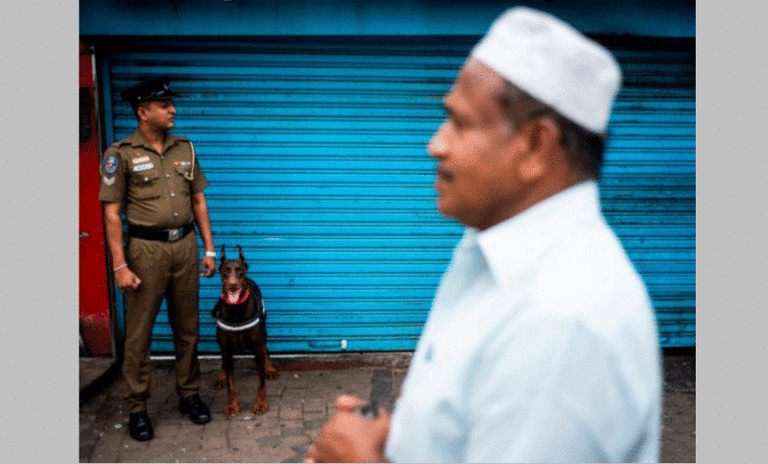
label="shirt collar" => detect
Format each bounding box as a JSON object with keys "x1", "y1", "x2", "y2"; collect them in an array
[
  {"x1": 126, "y1": 129, "x2": 182, "y2": 154},
  {"x1": 469, "y1": 181, "x2": 602, "y2": 286}
]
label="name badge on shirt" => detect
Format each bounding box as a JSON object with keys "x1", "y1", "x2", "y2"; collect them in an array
[
  {"x1": 132, "y1": 162, "x2": 154, "y2": 172},
  {"x1": 132, "y1": 155, "x2": 151, "y2": 164}
]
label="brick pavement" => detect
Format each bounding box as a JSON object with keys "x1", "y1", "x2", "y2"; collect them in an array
[{"x1": 79, "y1": 352, "x2": 694, "y2": 463}]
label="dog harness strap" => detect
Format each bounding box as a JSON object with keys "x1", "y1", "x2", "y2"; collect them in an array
[{"x1": 215, "y1": 316, "x2": 261, "y2": 332}]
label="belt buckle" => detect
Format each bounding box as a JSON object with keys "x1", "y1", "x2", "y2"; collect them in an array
[{"x1": 167, "y1": 227, "x2": 182, "y2": 242}]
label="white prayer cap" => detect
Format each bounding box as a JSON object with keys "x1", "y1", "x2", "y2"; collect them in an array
[{"x1": 471, "y1": 7, "x2": 621, "y2": 134}]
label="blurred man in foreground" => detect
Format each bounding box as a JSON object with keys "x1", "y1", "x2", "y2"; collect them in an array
[{"x1": 307, "y1": 6, "x2": 661, "y2": 463}]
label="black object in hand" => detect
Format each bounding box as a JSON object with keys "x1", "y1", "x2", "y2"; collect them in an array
[{"x1": 358, "y1": 401, "x2": 379, "y2": 420}]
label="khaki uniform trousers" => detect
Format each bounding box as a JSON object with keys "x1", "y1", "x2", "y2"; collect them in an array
[{"x1": 122, "y1": 231, "x2": 201, "y2": 414}]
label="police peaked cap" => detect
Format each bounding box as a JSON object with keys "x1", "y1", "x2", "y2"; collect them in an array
[{"x1": 121, "y1": 75, "x2": 179, "y2": 105}]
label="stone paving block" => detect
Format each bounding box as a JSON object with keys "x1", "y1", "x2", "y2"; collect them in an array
[
  {"x1": 194, "y1": 447, "x2": 240, "y2": 463},
  {"x1": 241, "y1": 442, "x2": 296, "y2": 464},
  {"x1": 302, "y1": 397, "x2": 326, "y2": 413},
  {"x1": 153, "y1": 422, "x2": 181, "y2": 440},
  {"x1": 279, "y1": 435, "x2": 313, "y2": 462},
  {"x1": 201, "y1": 421, "x2": 229, "y2": 451},
  {"x1": 280, "y1": 419, "x2": 303, "y2": 429},
  {"x1": 302, "y1": 411, "x2": 327, "y2": 422},
  {"x1": 279, "y1": 426, "x2": 305, "y2": 438},
  {"x1": 302, "y1": 417, "x2": 326, "y2": 431},
  {"x1": 279, "y1": 406, "x2": 302, "y2": 420},
  {"x1": 132, "y1": 437, "x2": 181, "y2": 463},
  {"x1": 249, "y1": 414, "x2": 280, "y2": 429},
  {"x1": 230, "y1": 434, "x2": 281, "y2": 457},
  {"x1": 119, "y1": 437, "x2": 155, "y2": 462},
  {"x1": 89, "y1": 431, "x2": 125, "y2": 463}
]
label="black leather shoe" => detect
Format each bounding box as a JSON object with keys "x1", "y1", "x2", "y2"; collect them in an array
[
  {"x1": 179, "y1": 394, "x2": 211, "y2": 424},
  {"x1": 128, "y1": 411, "x2": 154, "y2": 441}
]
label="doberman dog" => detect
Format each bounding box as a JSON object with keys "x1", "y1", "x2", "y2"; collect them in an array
[{"x1": 211, "y1": 246, "x2": 279, "y2": 417}]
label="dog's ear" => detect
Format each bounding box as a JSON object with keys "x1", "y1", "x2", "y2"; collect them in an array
[
  {"x1": 219, "y1": 245, "x2": 227, "y2": 273},
  {"x1": 238, "y1": 245, "x2": 249, "y2": 271}
]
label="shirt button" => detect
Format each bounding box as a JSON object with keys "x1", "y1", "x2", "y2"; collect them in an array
[
  {"x1": 171, "y1": 193, "x2": 176, "y2": 197},
  {"x1": 166, "y1": 174, "x2": 171, "y2": 178},
  {"x1": 143, "y1": 177, "x2": 149, "y2": 182},
  {"x1": 173, "y1": 212, "x2": 179, "y2": 217}
]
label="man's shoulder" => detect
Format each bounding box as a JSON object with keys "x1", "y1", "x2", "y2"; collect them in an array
[
  {"x1": 169, "y1": 134, "x2": 192, "y2": 145},
  {"x1": 533, "y1": 221, "x2": 650, "y2": 314},
  {"x1": 108, "y1": 131, "x2": 143, "y2": 151}
]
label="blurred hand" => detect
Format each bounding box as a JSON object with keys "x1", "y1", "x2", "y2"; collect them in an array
[
  {"x1": 305, "y1": 395, "x2": 390, "y2": 463},
  {"x1": 115, "y1": 267, "x2": 142, "y2": 292},
  {"x1": 201, "y1": 256, "x2": 216, "y2": 277}
]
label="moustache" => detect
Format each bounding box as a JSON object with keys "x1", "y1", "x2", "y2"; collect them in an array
[{"x1": 436, "y1": 167, "x2": 454, "y2": 182}]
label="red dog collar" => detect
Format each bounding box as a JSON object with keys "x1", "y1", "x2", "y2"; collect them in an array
[{"x1": 222, "y1": 287, "x2": 250, "y2": 306}]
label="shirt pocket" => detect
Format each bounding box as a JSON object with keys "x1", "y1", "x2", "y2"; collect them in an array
[
  {"x1": 174, "y1": 161, "x2": 193, "y2": 196},
  {"x1": 128, "y1": 168, "x2": 162, "y2": 200}
]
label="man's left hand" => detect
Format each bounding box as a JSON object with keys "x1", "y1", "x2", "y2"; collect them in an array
[{"x1": 201, "y1": 256, "x2": 216, "y2": 277}]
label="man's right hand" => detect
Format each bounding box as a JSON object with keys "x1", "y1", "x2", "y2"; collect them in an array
[
  {"x1": 115, "y1": 267, "x2": 142, "y2": 292},
  {"x1": 305, "y1": 395, "x2": 390, "y2": 463}
]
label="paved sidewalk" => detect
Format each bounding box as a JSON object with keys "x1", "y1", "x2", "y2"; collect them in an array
[
  {"x1": 80, "y1": 352, "x2": 694, "y2": 463},
  {"x1": 80, "y1": 354, "x2": 409, "y2": 463}
]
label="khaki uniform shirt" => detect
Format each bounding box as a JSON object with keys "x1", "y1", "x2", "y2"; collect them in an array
[{"x1": 98, "y1": 129, "x2": 209, "y2": 228}]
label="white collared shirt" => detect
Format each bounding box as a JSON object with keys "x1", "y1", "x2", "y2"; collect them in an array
[{"x1": 386, "y1": 181, "x2": 662, "y2": 463}]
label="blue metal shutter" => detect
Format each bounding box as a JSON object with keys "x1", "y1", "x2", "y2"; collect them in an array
[
  {"x1": 602, "y1": 39, "x2": 695, "y2": 347},
  {"x1": 101, "y1": 37, "x2": 693, "y2": 353}
]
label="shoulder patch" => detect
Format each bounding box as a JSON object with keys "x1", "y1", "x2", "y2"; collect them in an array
[{"x1": 103, "y1": 155, "x2": 119, "y2": 174}]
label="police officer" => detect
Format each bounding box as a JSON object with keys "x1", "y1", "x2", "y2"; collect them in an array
[{"x1": 99, "y1": 76, "x2": 216, "y2": 442}]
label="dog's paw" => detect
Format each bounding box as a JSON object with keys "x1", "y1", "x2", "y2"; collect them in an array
[
  {"x1": 252, "y1": 399, "x2": 269, "y2": 415},
  {"x1": 225, "y1": 399, "x2": 241, "y2": 418}
]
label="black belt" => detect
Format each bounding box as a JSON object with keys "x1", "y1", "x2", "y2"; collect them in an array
[{"x1": 127, "y1": 223, "x2": 195, "y2": 242}]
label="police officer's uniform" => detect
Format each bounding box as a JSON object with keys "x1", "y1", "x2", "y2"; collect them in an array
[{"x1": 98, "y1": 77, "x2": 209, "y2": 418}]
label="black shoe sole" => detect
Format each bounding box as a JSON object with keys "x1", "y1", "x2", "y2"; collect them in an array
[{"x1": 130, "y1": 431, "x2": 154, "y2": 441}]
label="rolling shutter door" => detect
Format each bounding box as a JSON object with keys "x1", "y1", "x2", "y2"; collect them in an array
[
  {"x1": 101, "y1": 36, "x2": 694, "y2": 353},
  {"x1": 603, "y1": 39, "x2": 695, "y2": 347}
]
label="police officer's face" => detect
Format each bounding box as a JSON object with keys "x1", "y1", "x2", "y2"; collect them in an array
[
  {"x1": 140, "y1": 99, "x2": 176, "y2": 131},
  {"x1": 428, "y1": 59, "x2": 530, "y2": 231}
]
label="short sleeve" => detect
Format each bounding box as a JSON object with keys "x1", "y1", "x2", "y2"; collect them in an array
[
  {"x1": 98, "y1": 147, "x2": 127, "y2": 203},
  {"x1": 190, "y1": 157, "x2": 209, "y2": 193}
]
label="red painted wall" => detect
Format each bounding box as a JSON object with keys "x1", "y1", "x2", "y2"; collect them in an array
[{"x1": 79, "y1": 41, "x2": 113, "y2": 356}]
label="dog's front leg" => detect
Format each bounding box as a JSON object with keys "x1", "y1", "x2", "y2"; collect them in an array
[
  {"x1": 252, "y1": 350, "x2": 269, "y2": 414},
  {"x1": 225, "y1": 371, "x2": 241, "y2": 417},
  {"x1": 222, "y1": 354, "x2": 240, "y2": 417},
  {"x1": 262, "y1": 345, "x2": 279, "y2": 379}
]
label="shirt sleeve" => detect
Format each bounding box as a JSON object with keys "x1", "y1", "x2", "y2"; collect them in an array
[
  {"x1": 464, "y1": 316, "x2": 639, "y2": 463},
  {"x1": 190, "y1": 156, "x2": 208, "y2": 193},
  {"x1": 98, "y1": 147, "x2": 127, "y2": 203}
]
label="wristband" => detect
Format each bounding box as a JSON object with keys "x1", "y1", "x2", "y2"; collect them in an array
[
  {"x1": 113, "y1": 263, "x2": 128, "y2": 272},
  {"x1": 205, "y1": 250, "x2": 216, "y2": 258}
]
